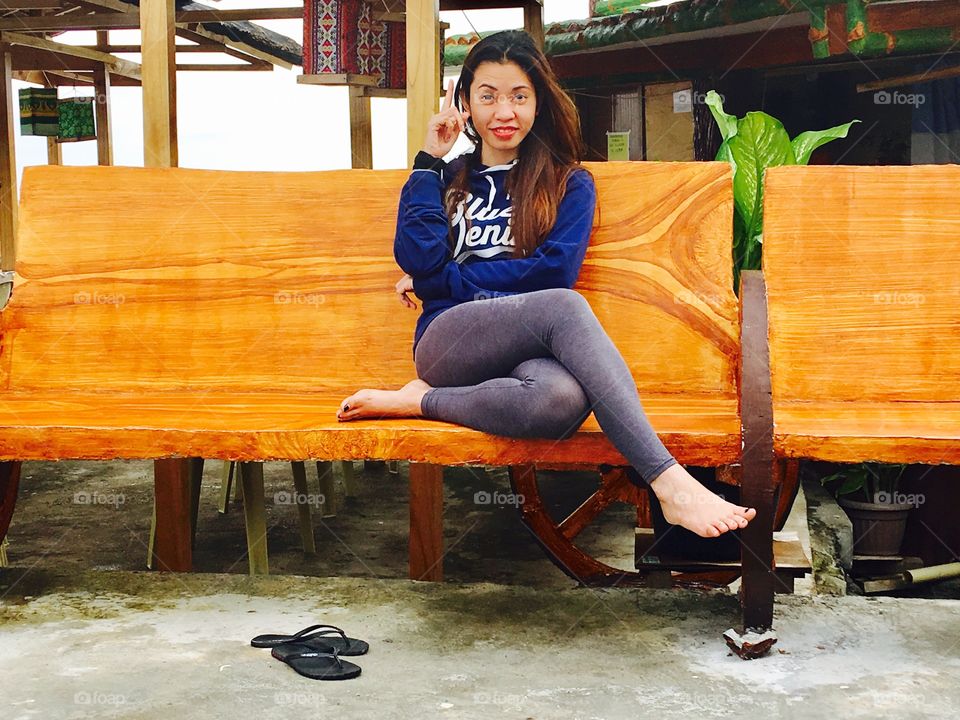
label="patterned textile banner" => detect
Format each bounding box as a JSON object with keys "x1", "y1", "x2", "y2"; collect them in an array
[{"x1": 304, "y1": 0, "x2": 409, "y2": 89}]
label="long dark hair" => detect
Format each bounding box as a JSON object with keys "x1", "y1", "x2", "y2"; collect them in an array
[{"x1": 447, "y1": 30, "x2": 588, "y2": 258}]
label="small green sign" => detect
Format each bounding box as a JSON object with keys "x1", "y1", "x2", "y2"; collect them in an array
[{"x1": 607, "y1": 131, "x2": 630, "y2": 161}]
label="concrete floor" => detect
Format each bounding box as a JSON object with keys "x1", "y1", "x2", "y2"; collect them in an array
[
  {"x1": 1, "y1": 460, "x2": 959, "y2": 718},
  {"x1": 1, "y1": 572, "x2": 959, "y2": 719}
]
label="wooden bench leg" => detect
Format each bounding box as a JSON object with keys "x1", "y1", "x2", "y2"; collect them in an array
[
  {"x1": 152, "y1": 459, "x2": 192, "y2": 572},
  {"x1": 739, "y1": 270, "x2": 777, "y2": 632},
  {"x1": 188, "y1": 458, "x2": 204, "y2": 549},
  {"x1": 239, "y1": 462, "x2": 269, "y2": 575},
  {"x1": 218, "y1": 461, "x2": 235, "y2": 514},
  {"x1": 316, "y1": 460, "x2": 337, "y2": 518},
  {"x1": 0, "y1": 461, "x2": 21, "y2": 567},
  {"x1": 290, "y1": 462, "x2": 316, "y2": 554},
  {"x1": 341, "y1": 460, "x2": 357, "y2": 498},
  {"x1": 409, "y1": 463, "x2": 443, "y2": 582}
]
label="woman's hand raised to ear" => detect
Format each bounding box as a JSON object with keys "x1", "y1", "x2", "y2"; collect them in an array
[{"x1": 423, "y1": 80, "x2": 470, "y2": 159}]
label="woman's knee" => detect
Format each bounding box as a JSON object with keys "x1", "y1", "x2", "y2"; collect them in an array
[
  {"x1": 527, "y1": 374, "x2": 592, "y2": 440},
  {"x1": 536, "y1": 287, "x2": 591, "y2": 313}
]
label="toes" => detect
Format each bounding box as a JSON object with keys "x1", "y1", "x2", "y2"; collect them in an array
[
  {"x1": 724, "y1": 516, "x2": 739, "y2": 531},
  {"x1": 704, "y1": 524, "x2": 721, "y2": 538}
]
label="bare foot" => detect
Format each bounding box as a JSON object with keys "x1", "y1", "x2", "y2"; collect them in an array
[
  {"x1": 649, "y1": 464, "x2": 757, "y2": 538},
  {"x1": 337, "y1": 379, "x2": 433, "y2": 421}
]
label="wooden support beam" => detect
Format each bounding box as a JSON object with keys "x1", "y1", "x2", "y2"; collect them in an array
[
  {"x1": 175, "y1": 26, "x2": 292, "y2": 70},
  {"x1": 174, "y1": 8, "x2": 304, "y2": 22},
  {"x1": 868, "y1": 0, "x2": 960, "y2": 33},
  {"x1": 0, "y1": 8, "x2": 302, "y2": 31},
  {"x1": 2, "y1": 31, "x2": 141, "y2": 79},
  {"x1": 349, "y1": 85, "x2": 373, "y2": 169},
  {"x1": 45, "y1": 79, "x2": 62, "y2": 165},
  {"x1": 0, "y1": 44, "x2": 16, "y2": 272},
  {"x1": 738, "y1": 269, "x2": 778, "y2": 632},
  {"x1": 141, "y1": 0, "x2": 177, "y2": 168},
  {"x1": 441, "y1": 0, "x2": 541, "y2": 9},
  {"x1": 77, "y1": 43, "x2": 230, "y2": 53},
  {"x1": 93, "y1": 30, "x2": 112, "y2": 165},
  {"x1": 72, "y1": 0, "x2": 294, "y2": 70},
  {"x1": 92, "y1": 65, "x2": 113, "y2": 163},
  {"x1": 857, "y1": 64, "x2": 960, "y2": 93},
  {"x1": 406, "y1": 0, "x2": 440, "y2": 167},
  {"x1": 174, "y1": 63, "x2": 273, "y2": 71},
  {"x1": 523, "y1": 0, "x2": 544, "y2": 49},
  {"x1": 0, "y1": 0, "x2": 62, "y2": 7},
  {"x1": 0, "y1": 13, "x2": 140, "y2": 31}
]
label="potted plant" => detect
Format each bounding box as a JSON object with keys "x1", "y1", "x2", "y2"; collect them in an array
[{"x1": 820, "y1": 462, "x2": 915, "y2": 556}]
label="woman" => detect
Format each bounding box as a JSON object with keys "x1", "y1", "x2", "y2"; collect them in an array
[{"x1": 338, "y1": 30, "x2": 755, "y2": 539}]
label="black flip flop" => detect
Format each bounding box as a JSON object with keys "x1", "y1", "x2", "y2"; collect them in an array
[
  {"x1": 250, "y1": 624, "x2": 369, "y2": 656},
  {"x1": 273, "y1": 647, "x2": 361, "y2": 681}
]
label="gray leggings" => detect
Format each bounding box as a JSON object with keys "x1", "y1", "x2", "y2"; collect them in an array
[{"x1": 414, "y1": 288, "x2": 678, "y2": 486}]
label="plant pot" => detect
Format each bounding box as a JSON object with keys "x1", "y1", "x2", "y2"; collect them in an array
[{"x1": 838, "y1": 497, "x2": 913, "y2": 556}]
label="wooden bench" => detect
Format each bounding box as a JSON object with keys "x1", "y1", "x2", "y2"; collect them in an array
[
  {"x1": 0, "y1": 161, "x2": 804, "y2": 636},
  {"x1": 760, "y1": 164, "x2": 960, "y2": 511}
]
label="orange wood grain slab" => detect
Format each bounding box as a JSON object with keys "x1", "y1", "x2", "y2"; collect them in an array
[
  {"x1": 2, "y1": 161, "x2": 739, "y2": 463},
  {"x1": 764, "y1": 165, "x2": 960, "y2": 463}
]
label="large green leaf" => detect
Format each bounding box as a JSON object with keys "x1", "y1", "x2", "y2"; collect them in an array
[
  {"x1": 723, "y1": 111, "x2": 796, "y2": 254},
  {"x1": 791, "y1": 120, "x2": 861, "y2": 165},
  {"x1": 705, "y1": 90, "x2": 738, "y2": 142}
]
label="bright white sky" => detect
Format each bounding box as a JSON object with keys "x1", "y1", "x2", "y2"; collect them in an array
[{"x1": 12, "y1": 0, "x2": 591, "y2": 183}]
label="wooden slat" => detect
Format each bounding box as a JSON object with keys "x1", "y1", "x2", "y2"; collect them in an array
[{"x1": 764, "y1": 165, "x2": 960, "y2": 462}]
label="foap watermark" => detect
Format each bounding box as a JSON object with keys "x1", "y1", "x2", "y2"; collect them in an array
[
  {"x1": 274, "y1": 290, "x2": 326, "y2": 307},
  {"x1": 73, "y1": 490, "x2": 125, "y2": 508},
  {"x1": 673, "y1": 490, "x2": 726, "y2": 506},
  {"x1": 473, "y1": 691, "x2": 524, "y2": 708},
  {"x1": 273, "y1": 691, "x2": 326, "y2": 708},
  {"x1": 874, "y1": 491, "x2": 925, "y2": 508},
  {"x1": 873, "y1": 290, "x2": 925, "y2": 307},
  {"x1": 274, "y1": 490, "x2": 326, "y2": 507},
  {"x1": 473, "y1": 290, "x2": 526, "y2": 306},
  {"x1": 473, "y1": 490, "x2": 524, "y2": 507},
  {"x1": 74, "y1": 290, "x2": 125, "y2": 306},
  {"x1": 874, "y1": 90, "x2": 926, "y2": 108},
  {"x1": 673, "y1": 89, "x2": 723, "y2": 112},
  {"x1": 74, "y1": 691, "x2": 127, "y2": 707},
  {"x1": 674, "y1": 289, "x2": 727, "y2": 307}
]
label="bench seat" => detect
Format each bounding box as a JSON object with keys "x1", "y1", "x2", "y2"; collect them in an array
[{"x1": 0, "y1": 390, "x2": 740, "y2": 465}]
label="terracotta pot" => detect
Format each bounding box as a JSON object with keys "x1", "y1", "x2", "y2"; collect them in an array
[{"x1": 838, "y1": 497, "x2": 913, "y2": 556}]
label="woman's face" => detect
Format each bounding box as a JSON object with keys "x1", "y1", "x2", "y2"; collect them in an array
[{"x1": 463, "y1": 60, "x2": 538, "y2": 166}]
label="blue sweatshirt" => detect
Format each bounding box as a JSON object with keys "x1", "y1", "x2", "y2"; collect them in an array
[{"x1": 394, "y1": 152, "x2": 597, "y2": 356}]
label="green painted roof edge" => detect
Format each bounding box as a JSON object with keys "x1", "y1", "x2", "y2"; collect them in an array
[
  {"x1": 444, "y1": 0, "x2": 957, "y2": 70},
  {"x1": 592, "y1": 1, "x2": 665, "y2": 18},
  {"x1": 444, "y1": 0, "x2": 815, "y2": 67}
]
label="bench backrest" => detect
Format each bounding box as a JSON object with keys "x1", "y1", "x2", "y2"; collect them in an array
[
  {"x1": 764, "y1": 165, "x2": 960, "y2": 404},
  {"x1": 3, "y1": 162, "x2": 737, "y2": 401}
]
